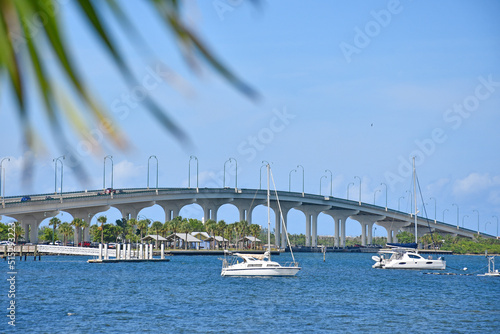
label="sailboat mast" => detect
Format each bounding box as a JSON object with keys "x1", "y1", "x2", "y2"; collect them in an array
[
  {"x1": 267, "y1": 164, "x2": 271, "y2": 259},
  {"x1": 413, "y1": 157, "x2": 418, "y2": 245}
]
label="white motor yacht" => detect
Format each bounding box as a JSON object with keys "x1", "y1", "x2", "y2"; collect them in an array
[
  {"x1": 372, "y1": 247, "x2": 446, "y2": 270},
  {"x1": 221, "y1": 251, "x2": 301, "y2": 277}
]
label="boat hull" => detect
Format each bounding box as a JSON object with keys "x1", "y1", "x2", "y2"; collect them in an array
[
  {"x1": 221, "y1": 267, "x2": 301, "y2": 277},
  {"x1": 375, "y1": 260, "x2": 446, "y2": 270}
]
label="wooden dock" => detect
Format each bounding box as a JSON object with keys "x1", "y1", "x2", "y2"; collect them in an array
[{"x1": 88, "y1": 258, "x2": 171, "y2": 263}]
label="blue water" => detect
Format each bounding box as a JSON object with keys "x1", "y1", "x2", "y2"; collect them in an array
[{"x1": 1, "y1": 253, "x2": 499, "y2": 333}]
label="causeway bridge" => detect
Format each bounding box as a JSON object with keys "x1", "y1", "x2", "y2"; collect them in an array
[{"x1": 0, "y1": 187, "x2": 494, "y2": 247}]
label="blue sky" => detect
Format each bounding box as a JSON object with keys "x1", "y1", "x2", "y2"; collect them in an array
[{"x1": 1, "y1": 0, "x2": 499, "y2": 237}]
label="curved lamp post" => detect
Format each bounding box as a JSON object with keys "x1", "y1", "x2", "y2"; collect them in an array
[
  {"x1": 103, "y1": 155, "x2": 113, "y2": 190},
  {"x1": 53, "y1": 155, "x2": 65, "y2": 195},
  {"x1": 380, "y1": 182, "x2": 387, "y2": 211},
  {"x1": 147, "y1": 155, "x2": 158, "y2": 189},
  {"x1": 452, "y1": 203, "x2": 459, "y2": 229},
  {"x1": 373, "y1": 189, "x2": 381, "y2": 205},
  {"x1": 260, "y1": 161, "x2": 270, "y2": 189},
  {"x1": 398, "y1": 196, "x2": 405, "y2": 211},
  {"x1": 297, "y1": 165, "x2": 304, "y2": 196},
  {"x1": 347, "y1": 182, "x2": 354, "y2": 200},
  {"x1": 442, "y1": 209, "x2": 448, "y2": 224},
  {"x1": 320, "y1": 175, "x2": 327, "y2": 196},
  {"x1": 0, "y1": 157, "x2": 10, "y2": 200},
  {"x1": 289, "y1": 169, "x2": 297, "y2": 192},
  {"x1": 462, "y1": 215, "x2": 469, "y2": 228},
  {"x1": 493, "y1": 216, "x2": 499, "y2": 239},
  {"x1": 473, "y1": 209, "x2": 479, "y2": 235},
  {"x1": 485, "y1": 221, "x2": 491, "y2": 234},
  {"x1": 223, "y1": 158, "x2": 237, "y2": 189},
  {"x1": 325, "y1": 169, "x2": 333, "y2": 197},
  {"x1": 430, "y1": 197, "x2": 437, "y2": 223},
  {"x1": 188, "y1": 155, "x2": 198, "y2": 189},
  {"x1": 354, "y1": 176, "x2": 361, "y2": 205}
]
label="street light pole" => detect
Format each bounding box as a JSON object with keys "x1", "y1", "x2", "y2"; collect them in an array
[
  {"x1": 354, "y1": 176, "x2": 361, "y2": 205},
  {"x1": 485, "y1": 221, "x2": 492, "y2": 234},
  {"x1": 147, "y1": 155, "x2": 158, "y2": 189},
  {"x1": 0, "y1": 157, "x2": 10, "y2": 200},
  {"x1": 289, "y1": 169, "x2": 297, "y2": 192},
  {"x1": 430, "y1": 197, "x2": 437, "y2": 223},
  {"x1": 320, "y1": 175, "x2": 327, "y2": 196},
  {"x1": 103, "y1": 155, "x2": 113, "y2": 190},
  {"x1": 452, "y1": 203, "x2": 459, "y2": 229},
  {"x1": 53, "y1": 156, "x2": 65, "y2": 195},
  {"x1": 325, "y1": 169, "x2": 333, "y2": 197},
  {"x1": 260, "y1": 161, "x2": 270, "y2": 189},
  {"x1": 442, "y1": 209, "x2": 448, "y2": 224},
  {"x1": 347, "y1": 182, "x2": 354, "y2": 200},
  {"x1": 493, "y1": 216, "x2": 499, "y2": 238},
  {"x1": 188, "y1": 155, "x2": 198, "y2": 189},
  {"x1": 380, "y1": 182, "x2": 387, "y2": 211},
  {"x1": 373, "y1": 189, "x2": 381, "y2": 205},
  {"x1": 473, "y1": 209, "x2": 479, "y2": 235},
  {"x1": 297, "y1": 165, "x2": 304, "y2": 196},
  {"x1": 398, "y1": 196, "x2": 405, "y2": 211},
  {"x1": 223, "y1": 158, "x2": 237, "y2": 190}
]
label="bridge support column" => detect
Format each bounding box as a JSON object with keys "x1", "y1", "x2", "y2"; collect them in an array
[
  {"x1": 350, "y1": 215, "x2": 385, "y2": 246},
  {"x1": 322, "y1": 210, "x2": 359, "y2": 248},
  {"x1": 114, "y1": 202, "x2": 155, "y2": 222},
  {"x1": 271, "y1": 202, "x2": 301, "y2": 249},
  {"x1": 297, "y1": 205, "x2": 330, "y2": 248},
  {"x1": 376, "y1": 221, "x2": 409, "y2": 243},
  {"x1": 10, "y1": 211, "x2": 59, "y2": 244}
]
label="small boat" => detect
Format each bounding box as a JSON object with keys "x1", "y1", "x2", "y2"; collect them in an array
[
  {"x1": 372, "y1": 246, "x2": 446, "y2": 270},
  {"x1": 478, "y1": 256, "x2": 500, "y2": 277},
  {"x1": 221, "y1": 164, "x2": 301, "y2": 277},
  {"x1": 372, "y1": 158, "x2": 446, "y2": 270}
]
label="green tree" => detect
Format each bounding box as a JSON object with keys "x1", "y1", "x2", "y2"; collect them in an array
[
  {"x1": 39, "y1": 227, "x2": 55, "y2": 242},
  {"x1": 180, "y1": 218, "x2": 194, "y2": 250},
  {"x1": 151, "y1": 221, "x2": 163, "y2": 248},
  {"x1": 97, "y1": 216, "x2": 107, "y2": 244},
  {"x1": 126, "y1": 218, "x2": 138, "y2": 243},
  {"x1": 49, "y1": 217, "x2": 61, "y2": 244},
  {"x1": 205, "y1": 219, "x2": 217, "y2": 250},
  {"x1": 71, "y1": 218, "x2": 84, "y2": 245},
  {"x1": 81, "y1": 219, "x2": 90, "y2": 245},
  {"x1": 137, "y1": 219, "x2": 151, "y2": 241},
  {"x1": 395, "y1": 231, "x2": 414, "y2": 244},
  {"x1": 168, "y1": 217, "x2": 182, "y2": 249},
  {"x1": 14, "y1": 222, "x2": 24, "y2": 244},
  {"x1": 249, "y1": 224, "x2": 261, "y2": 250},
  {"x1": 58, "y1": 222, "x2": 73, "y2": 246},
  {"x1": 0, "y1": 222, "x2": 9, "y2": 240},
  {"x1": 115, "y1": 218, "x2": 128, "y2": 242}
]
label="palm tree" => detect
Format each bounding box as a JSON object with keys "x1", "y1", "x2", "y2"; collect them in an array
[
  {"x1": 137, "y1": 219, "x2": 151, "y2": 242},
  {"x1": 127, "y1": 218, "x2": 138, "y2": 243},
  {"x1": 97, "y1": 216, "x2": 107, "y2": 244},
  {"x1": 49, "y1": 217, "x2": 61, "y2": 244},
  {"x1": 217, "y1": 220, "x2": 227, "y2": 249},
  {"x1": 250, "y1": 224, "x2": 261, "y2": 250},
  {"x1": 81, "y1": 219, "x2": 90, "y2": 245},
  {"x1": 58, "y1": 222, "x2": 73, "y2": 246},
  {"x1": 1, "y1": 1, "x2": 257, "y2": 183},
  {"x1": 180, "y1": 218, "x2": 193, "y2": 250},
  {"x1": 14, "y1": 222, "x2": 24, "y2": 244},
  {"x1": 236, "y1": 220, "x2": 249, "y2": 249},
  {"x1": 151, "y1": 221, "x2": 163, "y2": 248},
  {"x1": 70, "y1": 218, "x2": 84, "y2": 246},
  {"x1": 168, "y1": 217, "x2": 182, "y2": 249},
  {"x1": 205, "y1": 219, "x2": 217, "y2": 250}
]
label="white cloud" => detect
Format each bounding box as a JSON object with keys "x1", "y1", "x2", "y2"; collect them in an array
[
  {"x1": 452, "y1": 173, "x2": 500, "y2": 197},
  {"x1": 113, "y1": 160, "x2": 142, "y2": 186}
]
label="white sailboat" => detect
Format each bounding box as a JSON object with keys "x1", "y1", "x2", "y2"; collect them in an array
[
  {"x1": 221, "y1": 164, "x2": 301, "y2": 277},
  {"x1": 372, "y1": 157, "x2": 446, "y2": 270}
]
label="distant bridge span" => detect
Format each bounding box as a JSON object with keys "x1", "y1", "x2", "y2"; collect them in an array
[{"x1": 0, "y1": 187, "x2": 493, "y2": 246}]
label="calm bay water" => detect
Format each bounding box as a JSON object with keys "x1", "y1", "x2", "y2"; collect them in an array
[{"x1": 2, "y1": 253, "x2": 499, "y2": 333}]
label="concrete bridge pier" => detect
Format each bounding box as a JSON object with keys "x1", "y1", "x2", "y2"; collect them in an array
[
  {"x1": 197, "y1": 199, "x2": 230, "y2": 224},
  {"x1": 115, "y1": 202, "x2": 155, "y2": 221},
  {"x1": 297, "y1": 205, "x2": 331, "y2": 247},
  {"x1": 65, "y1": 205, "x2": 110, "y2": 244},
  {"x1": 350, "y1": 214, "x2": 386, "y2": 246},
  {"x1": 157, "y1": 199, "x2": 196, "y2": 222},
  {"x1": 323, "y1": 210, "x2": 359, "y2": 248},
  {"x1": 270, "y1": 202, "x2": 301, "y2": 248},
  {"x1": 376, "y1": 221, "x2": 410, "y2": 243},
  {"x1": 11, "y1": 211, "x2": 59, "y2": 244}
]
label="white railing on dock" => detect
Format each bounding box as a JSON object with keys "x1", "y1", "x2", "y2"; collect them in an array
[{"x1": 37, "y1": 245, "x2": 116, "y2": 257}]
